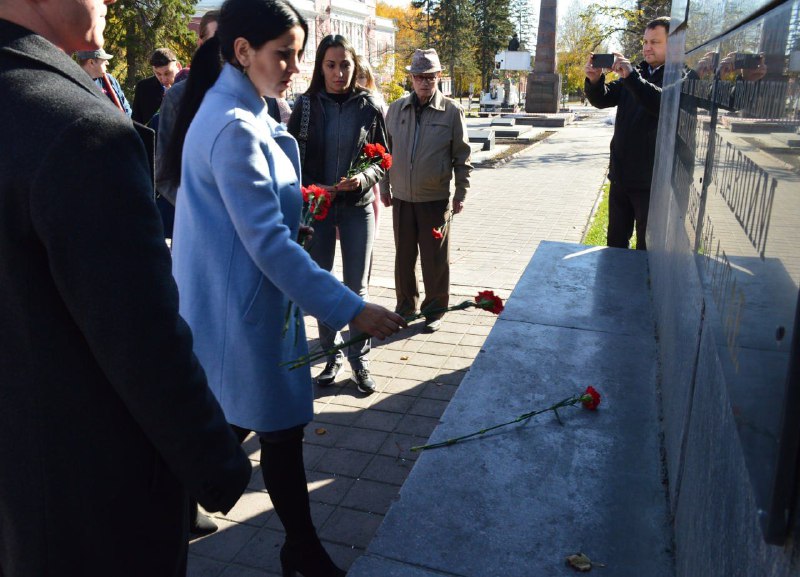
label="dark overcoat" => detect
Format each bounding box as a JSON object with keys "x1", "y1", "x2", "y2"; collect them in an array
[
  {"x1": 132, "y1": 74, "x2": 165, "y2": 125},
  {"x1": 0, "y1": 20, "x2": 251, "y2": 577}
]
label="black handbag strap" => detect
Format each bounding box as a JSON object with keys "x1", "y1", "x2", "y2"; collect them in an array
[{"x1": 297, "y1": 95, "x2": 311, "y2": 165}]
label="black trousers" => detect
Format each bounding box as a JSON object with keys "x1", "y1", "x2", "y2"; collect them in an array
[{"x1": 607, "y1": 182, "x2": 650, "y2": 251}]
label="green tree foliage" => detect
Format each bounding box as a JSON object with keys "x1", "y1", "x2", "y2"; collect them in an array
[
  {"x1": 508, "y1": 0, "x2": 536, "y2": 48},
  {"x1": 414, "y1": 0, "x2": 539, "y2": 97},
  {"x1": 104, "y1": 0, "x2": 198, "y2": 93},
  {"x1": 619, "y1": 0, "x2": 671, "y2": 58},
  {"x1": 438, "y1": 0, "x2": 480, "y2": 95},
  {"x1": 412, "y1": 0, "x2": 478, "y2": 95},
  {"x1": 473, "y1": 0, "x2": 514, "y2": 91},
  {"x1": 578, "y1": 0, "x2": 671, "y2": 61},
  {"x1": 412, "y1": 0, "x2": 437, "y2": 45}
]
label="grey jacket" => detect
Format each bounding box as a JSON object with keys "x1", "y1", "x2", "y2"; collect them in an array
[
  {"x1": 382, "y1": 89, "x2": 472, "y2": 203},
  {"x1": 288, "y1": 89, "x2": 388, "y2": 207}
]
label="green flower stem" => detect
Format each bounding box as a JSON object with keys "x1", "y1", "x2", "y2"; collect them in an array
[
  {"x1": 281, "y1": 216, "x2": 313, "y2": 341},
  {"x1": 280, "y1": 299, "x2": 486, "y2": 370},
  {"x1": 281, "y1": 301, "x2": 293, "y2": 338},
  {"x1": 410, "y1": 395, "x2": 584, "y2": 452}
]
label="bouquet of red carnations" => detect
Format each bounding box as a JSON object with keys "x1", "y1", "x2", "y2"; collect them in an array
[
  {"x1": 347, "y1": 143, "x2": 392, "y2": 177},
  {"x1": 298, "y1": 184, "x2": 332, "y2": 246}
]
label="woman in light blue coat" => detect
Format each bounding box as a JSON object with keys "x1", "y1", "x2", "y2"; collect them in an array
[{"x1": 168, "y1": 0, "x2": 405, "y2": 574}]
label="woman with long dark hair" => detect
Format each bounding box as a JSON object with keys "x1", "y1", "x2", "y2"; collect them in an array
[
  {"x1": 287, "y1": 35, "x2": 389, "y2": 395},
  {"x1": 169, "y1": 1, "x2": 405, "y2": 574}
]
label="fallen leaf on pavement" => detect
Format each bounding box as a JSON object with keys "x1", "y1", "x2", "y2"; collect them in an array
[{"x1": 565, "y1": 553, "x2": 592, "y2": 572}]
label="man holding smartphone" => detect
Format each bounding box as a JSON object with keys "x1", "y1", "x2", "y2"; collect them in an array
[{"x1": 584, "y1": 16, "x2": 671, "y2": 250}]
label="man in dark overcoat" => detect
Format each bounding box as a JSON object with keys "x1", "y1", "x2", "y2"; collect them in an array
[{"x1": 0, "y1": 0, "x2": 252, "y2": 574}]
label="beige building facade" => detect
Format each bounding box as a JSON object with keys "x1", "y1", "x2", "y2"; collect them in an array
[{"x1": 194, "y1": 0, "x2": 396, "y2": 97}]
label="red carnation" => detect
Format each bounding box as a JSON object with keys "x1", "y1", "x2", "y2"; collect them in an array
[
  {"x1": 363, "y1": 143, "x2": 379, "y2": 158},
  {"x1": 474, "y1": 290, "x2": 504, "y2": 315},
  {"x1": 581, "y1": 386, "x2": 601, "y2": 410},
  {"x1": 380, "y1": 153, "x2": 393, "y2": 170},
  {"x1": 432, "y1": 227, "x2": 444, "y2": 239},
  {"x1": 310, "y1": 189, "x2": 332, "y2": 220},
  {"x1": 374, "y1": 143, "x2": 386, "y2": 155},
  {"x1": 303, "y1": 184, "x2": 326, "y2": 203}
]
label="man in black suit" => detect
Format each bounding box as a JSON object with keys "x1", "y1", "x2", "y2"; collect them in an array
[
  {"x1": 0, "y1": 0, "x2": 251, "y2": 575},
  {"x1": 132, "y1": 47, "x2": 182, "y2": 125}
]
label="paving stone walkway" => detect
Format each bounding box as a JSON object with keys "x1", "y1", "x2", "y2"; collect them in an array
[{"x1": 187, "y1": 107, "x2": 614, "y2": 577}]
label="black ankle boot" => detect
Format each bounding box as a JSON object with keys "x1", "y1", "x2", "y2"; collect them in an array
[
  {"x1": 189, "y1": 499, "x2": 218, "y2": 536},
  {"x1": 260, "y1": 428, "x2": 345, "y2": 577},
  {"x1": 280, "y1": 541, "x2": 346, "y2": 577}
]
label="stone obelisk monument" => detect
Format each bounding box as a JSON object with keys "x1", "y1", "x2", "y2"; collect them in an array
[{"x1": 525, "y1": 0, "x2": 560, "y2": 113}]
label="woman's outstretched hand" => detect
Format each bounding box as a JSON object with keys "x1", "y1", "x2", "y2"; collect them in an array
[{"x1": 351, "y1": 303, "x2": 407, "y2": 339}]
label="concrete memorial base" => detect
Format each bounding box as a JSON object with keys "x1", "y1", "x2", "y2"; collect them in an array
[
  {"x1": 525, "y1": 73, "x2": 561, "y2": 113},
  {"x1": 468, "y1": 128, "x2": 495, "y2": 151},
  {"x1": 349, "y1": 242, "x2": 674, "y2": 577}
]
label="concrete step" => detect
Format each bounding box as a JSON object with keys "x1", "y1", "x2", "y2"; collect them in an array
[
  {"x1": 490, "y1": 117, "x2": 516, "y2": 126},
  {"x1": 492, "y1": 126, "x2": 532, "y2": 138},
  {"x1": 469, "y1": 142, "x2": 485, "y2": 154},
  {"x1": 467, "y1": 128, "x2": 495, "y2": 151}
]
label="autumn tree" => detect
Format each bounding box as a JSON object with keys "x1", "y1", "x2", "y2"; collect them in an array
[
  {"x1": 377, "y1": 1, "x2": 426, "y2": 100},
  {"x1": 557, "y1": 0, "x2": 608, "y2": 98},
  {"x1": 104, "y1": 0, "x2": 198, "y2": 93}
]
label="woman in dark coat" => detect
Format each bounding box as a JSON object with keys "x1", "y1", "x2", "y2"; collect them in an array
[{"x1": 0, "y1": 0, "x2": 252, "y2": 575}]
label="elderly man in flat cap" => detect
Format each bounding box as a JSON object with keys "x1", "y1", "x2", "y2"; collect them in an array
[
  {"x1": 75, "y1": 48, "x2": 132, "y2": 116},
  {"x1": 380, "y1": 48, "x2": 472, "y2": 332}
]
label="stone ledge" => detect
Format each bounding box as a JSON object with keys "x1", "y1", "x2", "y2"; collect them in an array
[
  {"x1": 349, "y1": 242, "x2": 674, "y2": 577},
  {"x1": 503, "y1": 112, "x2": 575, "y2": 127}
]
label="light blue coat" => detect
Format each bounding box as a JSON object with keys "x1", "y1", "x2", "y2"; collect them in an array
[{"x1": 172, "y1": 64, "x2": 364, "y2": 432}]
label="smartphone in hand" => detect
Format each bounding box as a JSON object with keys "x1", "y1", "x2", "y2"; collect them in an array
[
  {"x1": 734, "y1": 53, "x2": 761, "y2": 70},
  {"x1": 591, "y1": 54, "x2": 615, "y2": 69}
]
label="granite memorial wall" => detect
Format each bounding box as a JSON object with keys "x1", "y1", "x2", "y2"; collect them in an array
[{"x1": 649, "y1": 0, "x2": 800, "y2": 573}]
